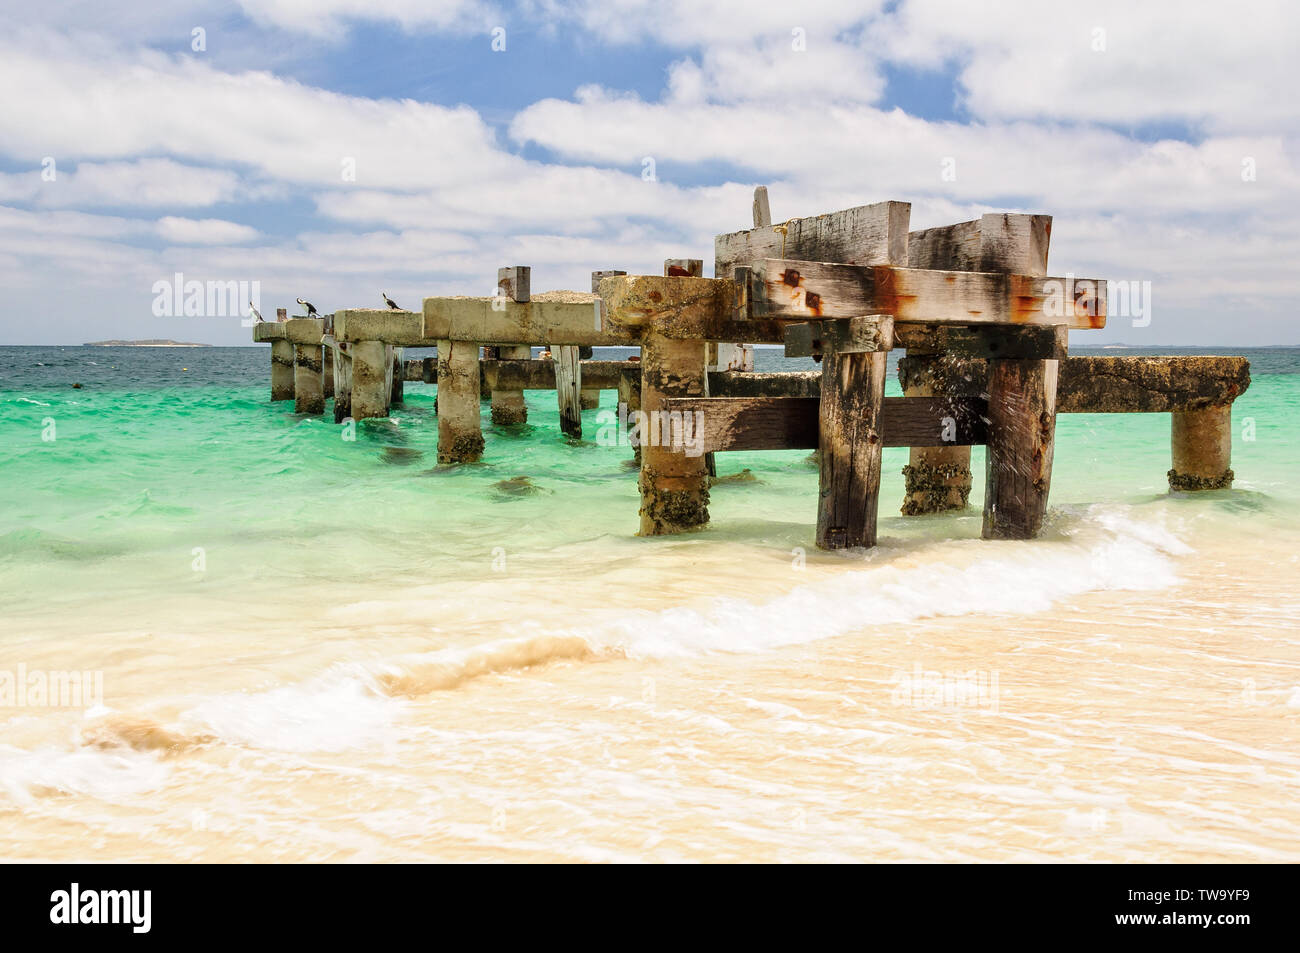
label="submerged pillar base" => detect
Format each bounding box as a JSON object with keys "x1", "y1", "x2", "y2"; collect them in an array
[
  {"x1": 293, "y1": 344, "x2": 324, "y2": 415},
  {"x1": 1169, "y1": 405, "x2": 1233, "y2": 490},
  {"x1": 270, "y1": 340, "x2": 295, "y2": 401}
]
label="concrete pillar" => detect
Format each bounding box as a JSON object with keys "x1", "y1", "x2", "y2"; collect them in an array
[
  {"x1": 899, "y1": 354, "x2": 977, "y2": 514},
  {"x1": 491, "y1": 345, "x2": 530, "y2": 425},
  {"x1": 1170, "y1": 405, "x2": 1233, "y2": 490},
  {"x1": 270, "y1": 340, "x2": 295, "y2": 401},
  {"x1": 638, "y1": 333, "x2": 709, "y2": 535},
  {"x1": 580, "y1": 387, "x2": 601, "y2": 410},
  {"x1": 351, "y1": 340, "x2": 389, "y2": 420},
  {"x1": 437, "y1": 339, "x2": 484, "y2": 463},
  {"x1": 293, "y1": 344, "x2": 324, "y2": 415}
]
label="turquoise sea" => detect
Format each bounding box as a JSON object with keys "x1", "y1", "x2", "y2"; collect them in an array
[{"x1": 1, "y1": 344, "x2": 1297, "y2": 861}]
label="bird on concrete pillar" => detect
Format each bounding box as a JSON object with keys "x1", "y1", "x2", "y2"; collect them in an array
[
  {"x1": 296, "y1": 298, "x2": 319, "y2": 318},
  {"x1": 382, "y1": 291, "x2": 400, "y2": 310}
]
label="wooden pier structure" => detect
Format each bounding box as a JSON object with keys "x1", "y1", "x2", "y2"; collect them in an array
[{"x1": 253, "y1": 193, "x2": 1250, "y2": 548}]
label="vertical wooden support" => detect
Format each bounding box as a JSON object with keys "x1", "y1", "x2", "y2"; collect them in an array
[
  {"x1": 752, "y1": 186, "x2": 772, "y2": 228},
  {"x1": 293, "y1": 344, "x2": 324, "y2": 415},
  {"x1": 553, "y1": 346, "x2": 583, "y2": 437},
  {"x1": 617, "y1": 365, "x2": 643, "y2": 466},
  {"x1": 639, "y1": 334, "x2": 710, "y2": 535},
  {"x1": 333, "y1": 344, "x2": 353, "y2": 423},
  {"x1": 491, "y1": 345, "x2": 531, "y2": 425},
  {"x1": 322, "y1": 342, "x2": 335, "y2": 398},
  {"x1": 983, "y1": 359, "x2": 1058, "y2": 539},
  {"x1": 816, "y1": 332, "x2": 890, "y2": 550},
  {"x1": 351, "y1": 340, "x2": 389, "y2": 420},
  {"x1": 497, "y1": 266, "x2": 530, "y2": 303},
  {"x1": 1169, "y1": 406, "x2": 1233, "y2": 490},
  {"x1": 981, "y1": 214, "x2": 1057, "y2": 539},
  {"x1": 270, "y1": 340, "x2": 294, "y2": 401},
  {"x1": 390, "y1": 346, "x2": 404, "y2": 406},
  {"x1": 276, "y1": 308, "x2": 287, "y2": 322},
  {"x1": 436, "y1": 339, "x2": 484, "y2": 463}
]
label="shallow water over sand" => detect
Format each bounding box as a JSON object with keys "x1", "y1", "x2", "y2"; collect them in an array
[{"x1": 1, "y1": 346, "x2": 1297, "y2": 861}]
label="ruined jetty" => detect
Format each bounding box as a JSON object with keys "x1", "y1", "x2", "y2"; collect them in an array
[{"x1": 253, "y1": 193, "x2": 1249, "y2": 549}]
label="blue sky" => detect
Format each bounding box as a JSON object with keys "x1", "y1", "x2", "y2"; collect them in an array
[{"x1": 0, "y1": 0, "x2": 1295, "y2": 345}]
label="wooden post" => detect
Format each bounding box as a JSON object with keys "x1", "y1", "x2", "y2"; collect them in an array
[
  {"x1": 639, "y1": 333, "x2": 710, "y2": 535},
  {"x1": 322, "y1": 342, "x2": 335, "y2": 398},
  {"x1": 390, "y1": 346, "x2": 404, "y2": 406},
  {"x1": 333, "y1": 344, "x2": 352, "y2": 423},
  {"x1": 1170, "y1": 406, "x2": 1233, "y2": 490},
  {"x1": 270, "y1": 340, "x2": 294, "y2": 401},
  {"x1": 491, "y1": 345, "x2": 531, "y2": 425},
  {"x1": 815, "y1": 320, "x2": 893, "y2": 549},
  {"x1": 553, "y1": 346, "x2": 582, "y2": 437},
  {"x1": 351, "y1": 340, "x2": 389, "y2": 420},
  {"x1": 752, "y1": 186, "x2": 772, "y2": 228},
  {"x1": 980, "y1": 214, "x2": 1058, "y2": 539},
  {"x1": 437, "y1": 339, "x2": 484, "y2": 463},
  {"x1": 983, "y1": 358, "x2": 1058, "y2": 539},
  {"x1": 617, "y1": 365, "x2": 643, "y2": 465},
  {"x1": 293, "y1": 343, "x2": 324, "y2": 415}
]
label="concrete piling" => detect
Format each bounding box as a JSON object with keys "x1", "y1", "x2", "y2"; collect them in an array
[
  {"x1": 293, "y1": 344, "x2": 324, "y2": 415},
  {"x1": 1170, "y1": 406, "x2": 1233, "y2": 490},
  {"x1": 436, "y1": 339, "x2": 484, "y2": 463}
]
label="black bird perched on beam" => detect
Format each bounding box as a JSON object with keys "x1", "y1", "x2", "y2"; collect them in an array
[
  {"x1": 296, "y1": 297, "x2": 318, "y2": 318},
  {"x1": 248, "y1": 300, "x2": 264, "y2": 322},
  {"x1": 382, "y1": 291, "x2": 400, "y2": 310}
]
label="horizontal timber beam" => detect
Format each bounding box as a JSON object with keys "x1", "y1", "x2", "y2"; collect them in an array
[
  {"x1": 751, "y1": 260, "x2": 1106, "y2": 329},
  {"x1": 483, "y1": 359, "x2": 638, "y2": 391},
  {"x1": 661, "y1": 396, "x2": 988, "y2": 452}
]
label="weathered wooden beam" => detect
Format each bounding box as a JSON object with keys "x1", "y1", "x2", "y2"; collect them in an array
[
  {"x1": 1056, "y1": 356, "x2": 1250, "y2": 413},
  {"x1": 482, "y1": 359, "x2": 637, "y2": 391},
  {"x1": 752, "y1": 261, "x2": 1106, "y2": 328},
  {"x1": 784, "y1": 316, "x2": 894, "y2": 358},
  {"x1": 715, "y1": 200, "x2": 910, "y2": 278},
  {"x1": 661, "y1": 396, "x2": 988, "y2": 452},
  {"x1": 893, "y1": 324, "x2": 1067, "y2": 360}
]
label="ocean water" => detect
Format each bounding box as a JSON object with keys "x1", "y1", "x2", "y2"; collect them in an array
[{"x1": 1, "y1": 344, "x2": 1297, "y2": 862}]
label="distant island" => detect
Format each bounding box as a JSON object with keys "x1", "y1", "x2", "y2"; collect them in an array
[{"x1": 83, "y1": 339, "x2": 212, "y2": 347}]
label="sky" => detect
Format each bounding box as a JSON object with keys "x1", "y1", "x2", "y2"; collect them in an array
[{"x1": 0, "y1": 0, "x2": 1295, "y2": 346}]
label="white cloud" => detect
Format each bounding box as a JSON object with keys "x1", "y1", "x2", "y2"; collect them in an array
[
  {"x1": 234, "y1": 0, "x2": 497, "y2": 38},
  {"x1": 0, "y1": 159, "x2": 254, "y2": 208},
  {"x1": 156, "y1": 216, "x2": 260, "y2": 244}
]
